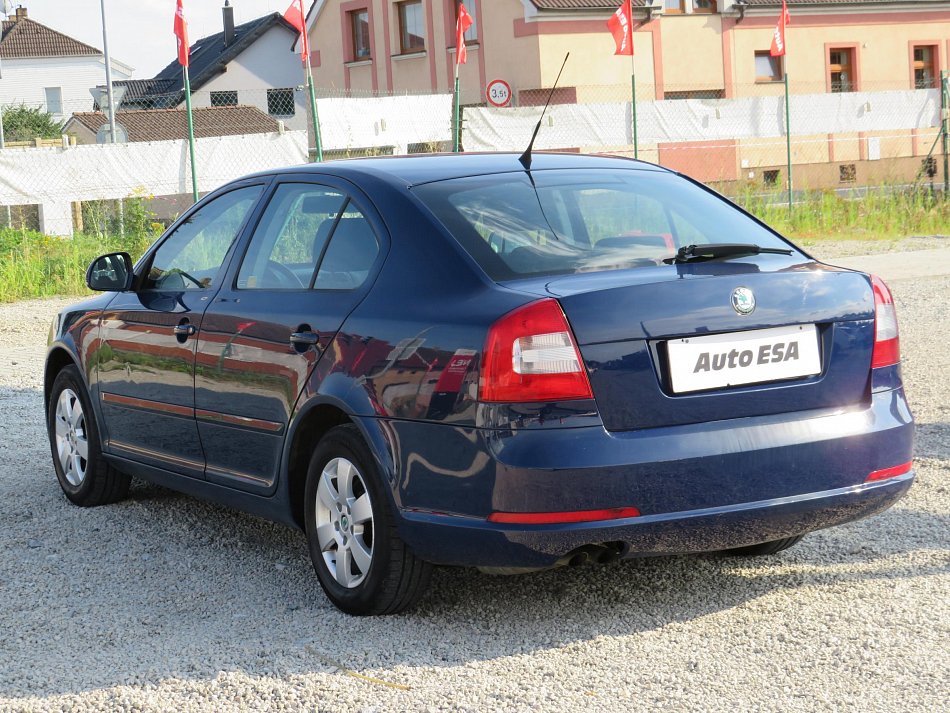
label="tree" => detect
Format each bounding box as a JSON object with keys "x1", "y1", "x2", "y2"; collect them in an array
[{"x1": 1, "y1": 104, "x2": 66, "y2": 142}]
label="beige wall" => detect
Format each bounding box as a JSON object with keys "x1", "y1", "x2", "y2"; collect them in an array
[
  {"x1": 730, "y1": 17, "x2": 950, "y2": 94},
  {"x1": 661, "y1": 15, "x2": 725, "y2": 92}
]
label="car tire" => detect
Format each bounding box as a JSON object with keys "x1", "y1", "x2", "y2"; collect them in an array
[
  {"x1": 48, "y1": 365, "x2": 130, "y2": 507},
  {"x1": 304, "y1": 424, "x2": 432, "y2": 615},
  {"x1": 721, "y1": 535, "x2": 805, "y2": 557}
]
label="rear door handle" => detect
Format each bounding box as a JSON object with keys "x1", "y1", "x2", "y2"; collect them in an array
[{"x1": 289, "y1": 331, "x2": 320, "y2": 346}]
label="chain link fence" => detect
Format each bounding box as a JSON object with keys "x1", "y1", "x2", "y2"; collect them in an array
[{"x1": 0, "y1": 75, "x2": 946, "y2": 235}]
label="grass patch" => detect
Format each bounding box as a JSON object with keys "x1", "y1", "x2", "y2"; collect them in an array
[
  {"x1": 735, "y1": 188, "x2": 950, "y2": 242},
  {"x1": 0, "y1": 229, "x2": 156, "y2": 302}
]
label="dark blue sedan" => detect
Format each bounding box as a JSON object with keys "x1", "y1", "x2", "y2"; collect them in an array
[{"x1": 45, "y1": 153, "x2": 914, "y2": 615}]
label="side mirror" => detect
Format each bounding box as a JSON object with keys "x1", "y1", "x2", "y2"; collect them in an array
[{"x1": 86, "y1": 252, "x2": 134, "y2": 292}]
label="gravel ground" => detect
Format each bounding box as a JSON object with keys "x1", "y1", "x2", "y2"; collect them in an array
[{"x1": 0, "y1": 245, "x2": 948, "y2": 712}]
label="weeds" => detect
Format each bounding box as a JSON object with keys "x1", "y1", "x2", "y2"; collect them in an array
[{"x1": 735, "y1": 187, "x2": 950, "y2": 241}]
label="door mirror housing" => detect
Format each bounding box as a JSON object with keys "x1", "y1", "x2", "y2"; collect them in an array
[{"x1": 86, "y1": 252, "x2": 134, "y2": 292}]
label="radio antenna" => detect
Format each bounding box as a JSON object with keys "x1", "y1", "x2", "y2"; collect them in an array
[{"x1": 519, "y1": 52, "x2": 570, "y2": 171}]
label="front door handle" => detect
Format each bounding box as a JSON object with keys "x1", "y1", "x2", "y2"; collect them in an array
[
  {"x1": 290, "y1": 331, "x2": 320, "y2": 347},
  {"x1": 173, "y1": 323, "x2": 198, "y2": 337}
]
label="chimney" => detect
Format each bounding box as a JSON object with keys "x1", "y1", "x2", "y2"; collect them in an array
[
  {"x1": 14, "y1": 7, "x2": 28, "y2": 21},
  {"x1": 222, "y1": 1, "x2": 235, "y2": 48}
]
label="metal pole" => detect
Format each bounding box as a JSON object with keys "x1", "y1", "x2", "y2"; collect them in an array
[
  {"x1": 631, "y1": 66, "x2": 638, "y2": 160},
  {"x1": 784, "y1": 69, "x2": 793, "y2": 214},
  {"x1": 453, "y1": 61, "x2": 461, "y2": 153},
  {"x1": 306, "y1": 62, "x2": 323, "y2": 162},
  {"x1": 183, "y1": 66, "x2": 199, "y2": 202},
  {"x1": 0, "y1": 103, "x2": 9, "y2": 227},
  {"x1": 99, "y1": 0, "x2": 117, "y2": 143},
  {"x1": 942, "y1": 70, "x2": 949, "y2": 194}
]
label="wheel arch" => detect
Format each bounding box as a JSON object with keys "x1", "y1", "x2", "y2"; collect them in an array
[
  {"x1": 283, "y1": 398, "x2": 400, "y2": 530},
  {"x1": 44, "y1": 346, "x2": 81, "y2": 417}
]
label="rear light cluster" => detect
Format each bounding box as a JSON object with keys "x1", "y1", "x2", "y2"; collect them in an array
[
  {"x1": 866, "y1": 461, "x2": 913, "y2": 482},
  {"x1": 479, "y1": 298, "x2": 593, "y2": 403},
  {"x1": 870, "y1": 274, "x2": 900, "y2": 368},
  {"x1": 487, "y1": 507, "x2": 640, "y2": 525}
]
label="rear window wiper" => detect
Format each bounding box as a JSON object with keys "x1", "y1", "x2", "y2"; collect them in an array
[{"x1": 664, "y1": 243, "x2": 793, "y2": 265}]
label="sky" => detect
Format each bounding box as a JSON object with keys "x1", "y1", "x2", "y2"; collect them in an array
[{"x1": 14, "y1": 0, "x2": 293, "y2": 77}]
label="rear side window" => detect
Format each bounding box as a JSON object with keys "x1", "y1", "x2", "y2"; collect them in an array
[
  {"x1": 413, "y1": 169, "x2": 796, "y2": 281},
  {"x1": 314, "y1": 208, "x2": 380, "y2": 290}
]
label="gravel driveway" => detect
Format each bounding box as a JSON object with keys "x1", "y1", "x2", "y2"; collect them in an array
[{"x1": 1, "y1": 245, "x2": 947, "y2": 712}]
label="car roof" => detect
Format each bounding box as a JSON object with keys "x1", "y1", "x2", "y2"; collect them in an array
[{"x1": 246, "y1": 152, "x2": 671, "y2": 188}]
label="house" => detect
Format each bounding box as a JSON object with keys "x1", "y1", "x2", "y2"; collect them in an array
[
  {"x1": 0, "y1": 6, "x2": 133, "y2": 121},
  {"x1": 119, "y1": 3, "x2": 310, "y2": 131},
  {"x1": 305, "y1": 0, "x2": 950, "y2": 102},
  {"x1": 64, "y1": 105, "x2": 282, "y2": 144}
]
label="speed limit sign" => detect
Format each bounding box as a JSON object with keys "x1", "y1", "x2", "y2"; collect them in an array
[{"x1": 486, "y1": 79, "x2": 512, "y2": 108}]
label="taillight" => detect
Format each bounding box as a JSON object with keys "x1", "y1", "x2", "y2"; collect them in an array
[
  {"x1": 870, "y1": 274, "x2": 900, "y2": 369},
  {"x1": 479, "y1": 298, "x2": 593, "y2": 403},
  {"x1": 866, "y1": 461, "x2": 912, "y2": 482},
  {"x1": 487, "y1": 507, "x2": 640, "y2": 525}
]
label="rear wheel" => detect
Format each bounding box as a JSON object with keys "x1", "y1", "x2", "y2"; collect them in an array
[
  {"x1": 721, "y1": 535, "x2": 804, "y2": 557},
  {"x1": 48, "y1": 365, "x2": 130, "y2": 506},
  {"x1": 304, "y1": 424, "x2": 431, "y2": 615}
]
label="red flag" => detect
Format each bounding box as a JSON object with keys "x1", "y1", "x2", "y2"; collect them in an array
[
  {"x1": 770, "y1": 0, "x2": 790, "y2": 57},
  {"x1": 284, "y1": 0, "x2": 311, "y2": 64},
  {"x1": 174, "y1": 0, "x2": 189, "y2": 67},
  {"x1": 607, "y1": 0, "x2": 634, "y2": 56},
  {"x1": 456, "y1": 3, "x2": 474, "y2": 65}
]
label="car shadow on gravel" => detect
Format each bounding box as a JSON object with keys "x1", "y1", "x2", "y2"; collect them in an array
[{"x1": 1, "y1": 460, "x2": 948, "y2": 700}]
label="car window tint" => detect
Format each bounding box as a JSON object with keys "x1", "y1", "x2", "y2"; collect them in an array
[
  {"x1": 413, "y1": 170, "x2": 797, "y2": 281},
  {"x1": 145, "y1": 186, "x2": 262, "y2": 290},
  {"x1": 313, "y1": 208, "x2": 379, "y2": 290},
  {"x1": 237, "y1": 184, "x2": 346, "y2": 290}
]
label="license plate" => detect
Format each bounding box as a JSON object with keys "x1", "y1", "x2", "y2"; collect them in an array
[{"x1": 667, "y1": 324, "x2": 821, "y2": 394}]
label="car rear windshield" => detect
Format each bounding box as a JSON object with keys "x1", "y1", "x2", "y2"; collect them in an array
[{"x1": 412, "y1": 168, "x2": 798, "y2": 281}]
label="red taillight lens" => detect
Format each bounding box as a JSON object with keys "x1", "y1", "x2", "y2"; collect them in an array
[
  {"x1": 479, "y1": 298, "x2": 594, "y2": 403},
  {"x1": 866, "y1": 461, "x2": 912, "y2": 482},
  {"x1": 870, "y1": 274, "x2": 900, "y2": 368},
  {"x1": 487, "y1": 507, "x2": 641, "y2": 524}
]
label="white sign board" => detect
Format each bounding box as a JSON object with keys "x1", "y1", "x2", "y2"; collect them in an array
[{"x1": 486, "y1": 79, "x2": 512, "y2": 108}]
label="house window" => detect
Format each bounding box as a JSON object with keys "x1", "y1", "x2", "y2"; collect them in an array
[
  {"x1": 266, "y1": 88, "x2": 295, "y2": 117},
  {"x1": 763, "y1": 169, "x2": 780, "y2": 186},
  {"x1": 350, "y1": 9, "x2": 371, "y2": 60},
  {"x1": 210, "y1": 90, "x2": 238, "y2": 107},
  {"x1": 664, "y1": 89, "x2": 724, "y2": 100},
  {"x1": 455, "y1": 0, "x2": 477, "y2": 43},
  {"x1": 664, "y1": 0, "x2": 715, "y2": 12},
  {"x1": 828, "y1": 47, "x2": 856, "y2": 93},
  {"x1": 913, "y1": 45, "x2": 938, "y2": 89},
  {"x1": 45, "y1": 87, "x2": 63, "y2": 115},
  {"x1": 397, "y1": 1, "x2": 425, "y2": 53},
  {"x1": 692, "y1": 0, "x2": 717, "y2": 13},
  {"x1": 839, "y1": 164, "x2": 857, "y2": 183},
  {"x1": 755, "y1": 51, "x2": 783, "y2": 83}
]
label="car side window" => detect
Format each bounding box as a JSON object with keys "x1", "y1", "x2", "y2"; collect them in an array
[
  {"x1": 237, "y1": 184, "x2": 346, "y2": 290},
  {"x1": 313, "y1": 207, "x2": 380, "y2": 290},
  {"x1": 144, "y1": 186, "x2": 262, "y2": 291}
]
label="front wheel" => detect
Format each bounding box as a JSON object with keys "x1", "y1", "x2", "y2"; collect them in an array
[
  {"x1": 47, "y1": 365, "x2": 130, "y2": 506},
  {"x1": 304, "y1": 424, "x2": 431, "y2": 615}
]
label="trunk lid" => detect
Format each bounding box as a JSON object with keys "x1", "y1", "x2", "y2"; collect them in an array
[{"x1": 504, "y1": 256, "x2": 875, "y2": 431}]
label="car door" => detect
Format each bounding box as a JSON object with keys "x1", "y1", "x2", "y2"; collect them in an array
[
  {"x1": 194, "y1": 178, "x2": 384, "y2": 492},
  {"x1": 97, "y1": 182, "x2": 266, "y2": 478}
]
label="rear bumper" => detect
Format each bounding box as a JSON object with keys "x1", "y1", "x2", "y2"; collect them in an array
[
  {"x1": 398, "y1": 473, "x2": 913, "y2": 568},
  {"x1": 373, "y1": 386, "x2": 914, "y2": 567}
]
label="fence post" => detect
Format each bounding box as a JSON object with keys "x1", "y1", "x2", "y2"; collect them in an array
[
  {"x1": 942, "y1": 70, "x2": 949, "y2": 194},
  {"x1": 784, "y1": 71, "x2": 793, "y2": 215}
]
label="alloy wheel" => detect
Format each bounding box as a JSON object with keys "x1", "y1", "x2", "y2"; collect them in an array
[
  {"x1": 315, "y1": 457, "x2": 375, "y2": 588},
  {"x1": 54, "y1": 388, "x2": 88, "y2": 487}
]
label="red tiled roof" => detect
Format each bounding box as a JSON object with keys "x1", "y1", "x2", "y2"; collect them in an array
[
  {"x1": 0, "y1": 17, "x2": 101, "y2": 59},
  {"x1": 66, "y1": 106, "x2": 281, "y2": 143}
]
